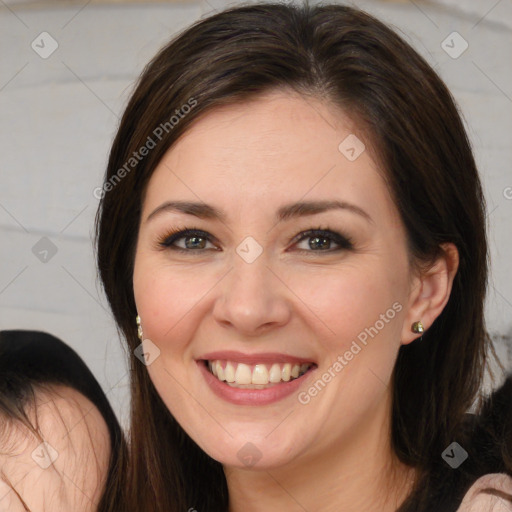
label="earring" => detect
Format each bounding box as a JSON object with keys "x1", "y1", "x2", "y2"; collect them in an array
[
  {"x1": 411, "y1": 321, "x2": 424, "y2": 334},
  {"x1": 136, "y1": 315, "x2": 143, "y2": 340}
]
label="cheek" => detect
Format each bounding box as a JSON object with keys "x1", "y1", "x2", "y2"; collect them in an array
[
  {"x1": 287, "y1": 261, "x2": 407, "y2": 354},
  {"x1": 134, "y1": 254, "x2": 408, "y2": 356},
  {"x1": 133, "y1": 257, "x2": 216, "y2": 354},
  {"x1": 287, "y1": 264, "x2": 407, "y2": 429}
]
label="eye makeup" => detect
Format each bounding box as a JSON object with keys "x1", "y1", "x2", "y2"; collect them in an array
[{"x1": 155, "y1": 225, "x2": 354, "y2": 255}]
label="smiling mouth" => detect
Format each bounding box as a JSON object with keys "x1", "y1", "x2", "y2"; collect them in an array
[{"x1": 203, "y1": 360, "x2": 316, "y2": 389}]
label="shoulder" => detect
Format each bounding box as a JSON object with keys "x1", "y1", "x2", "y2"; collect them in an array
[
  {"x1": 451, "y1": 374, "x2": 512, "y2": 511},
  {"x1": 456, "y1": 473, "x2": 512, "y2": 511},
  {"x1": 464, "y1": 374, "x2": 512, "y2": 473},
  {"x1": 0, "y1": 384, "x2": 111, "y2": 512},
  {"x1": 419, "y1": 375, "x2": 512, "y2": 511}
]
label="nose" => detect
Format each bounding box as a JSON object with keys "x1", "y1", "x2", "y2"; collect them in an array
[{"x1": 212, "y1": 253, "x2": 292, "y2": 337}]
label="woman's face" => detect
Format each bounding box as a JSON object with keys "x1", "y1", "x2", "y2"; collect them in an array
[{"x1": 133, "y1": 90, "x2": 419, "y2": 469}]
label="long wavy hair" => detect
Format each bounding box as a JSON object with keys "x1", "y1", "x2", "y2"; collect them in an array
[{"x1": 95, "y1": 3, "x2": 499, "y2": 510}]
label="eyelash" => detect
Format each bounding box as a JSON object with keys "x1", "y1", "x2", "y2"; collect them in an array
[{"x1": 157, "y1": 226, "x2": 354, "y2": 254}]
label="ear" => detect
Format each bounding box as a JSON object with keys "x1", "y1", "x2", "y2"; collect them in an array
[{"x1": 401, "y1": 243, "x2": 459, "y2": 345}]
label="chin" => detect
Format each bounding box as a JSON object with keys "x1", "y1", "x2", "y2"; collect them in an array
[{"x1": 193, "y1": 428, "x2": 310, "y2": 470}]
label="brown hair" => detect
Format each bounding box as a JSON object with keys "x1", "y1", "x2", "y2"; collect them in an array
[{"x1": 95, "y1": 3, "x2": 498, "y2": 510}]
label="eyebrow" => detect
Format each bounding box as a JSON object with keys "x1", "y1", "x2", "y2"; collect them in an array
[{"x1": 146, "y1": 199, "x2": 373, "y2": 224}]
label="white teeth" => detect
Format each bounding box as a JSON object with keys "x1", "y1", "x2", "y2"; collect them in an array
[
  {"x1": 252, "y1": 364, "x2": 269, "y2": 385},
  {"x1": 206, "y1": 360, "x2": 312, "y2": 386},
  {"x1": 224, "y1": 361, "x2": 236, "y2": 382},
  {"x1": 234, "y1": 363, "x2": 252, "y2": 385},
  {"x1": 216, "y1": 361, "x2": 225, "y2": 381},
  {"x1": 269, "y1": 363, "x2": 282, "y2": 383},
  {"x1": 282, "y1": 363, "x2": 291, "y2": 382}
]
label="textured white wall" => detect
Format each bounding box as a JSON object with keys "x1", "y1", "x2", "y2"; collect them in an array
[{"x1": 1, "y1": 0, "x2": 511, "y2": 424}]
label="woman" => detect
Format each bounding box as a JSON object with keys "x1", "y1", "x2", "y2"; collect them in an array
[
  {"x1": 0, "y1": 330, "x2": 127, "y2": 511},
  {"x1": 90, "y1": 2, "x2": 512, "y2": 511}
]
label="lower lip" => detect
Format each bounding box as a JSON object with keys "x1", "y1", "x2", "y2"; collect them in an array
[{"x1": 197, "y1": 361, "x2": 315, "y2": 406}]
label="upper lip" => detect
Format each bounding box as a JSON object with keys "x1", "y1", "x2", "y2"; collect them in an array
[{"x1": 198, "y1": 351, "x2": 316, "y2": 365}]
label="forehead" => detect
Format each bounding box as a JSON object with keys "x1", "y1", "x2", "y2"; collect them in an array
[{"x1": 143, "y1": 90, "x2": 395, "y2": 223}]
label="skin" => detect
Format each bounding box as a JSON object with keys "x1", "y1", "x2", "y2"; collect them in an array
[
  {"x1": 0, "y1": 385, "x2": 111, "y2": 512},
  {"x1": 133, "y1": 89, "x2": 459, "y2": 512}
]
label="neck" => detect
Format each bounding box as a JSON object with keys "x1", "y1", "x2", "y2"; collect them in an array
[{"x1": 224, "y1": 391, "x2": 416, "y2": 512}]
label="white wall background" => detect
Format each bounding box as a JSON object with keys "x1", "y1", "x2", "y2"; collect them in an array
[{"x1": 1, "y1": 0, "x2": 511, "y2": 426}]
